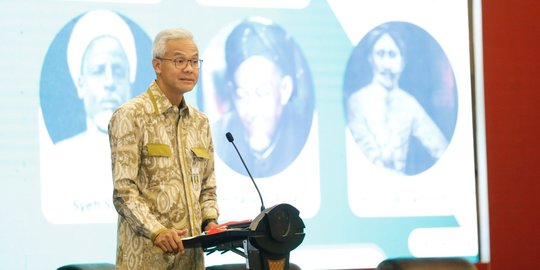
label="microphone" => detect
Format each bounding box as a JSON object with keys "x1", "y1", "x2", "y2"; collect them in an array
[{"x1": 226, "y1": 132, "x2": 266, "y2": 212}]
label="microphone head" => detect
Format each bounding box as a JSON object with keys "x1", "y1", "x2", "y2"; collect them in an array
[{"x1": 226, "y1": 132, "x2": 234, "y2": 142}]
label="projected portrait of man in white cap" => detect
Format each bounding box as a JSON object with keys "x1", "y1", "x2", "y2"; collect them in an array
[
  {"x1": 39, "y1": 9, "x2": 151, "y2": 224},
  {"x1": 67, "y1": 9, "x2": 137, "y2": 137}
]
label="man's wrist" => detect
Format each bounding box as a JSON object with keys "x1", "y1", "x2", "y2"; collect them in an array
[
  {"x1": 202, "y1": 218, "x2": 217, "y2": 230},
  {"x1": 152, "y1": 227, "x2": 168, "y2": 242}
]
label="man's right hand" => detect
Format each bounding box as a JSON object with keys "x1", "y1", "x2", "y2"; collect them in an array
[{"x1": 154, "y1": 228, "x2": 188, "y2": 254}]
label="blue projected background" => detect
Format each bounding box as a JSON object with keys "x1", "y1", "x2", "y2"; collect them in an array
[{"x1": 0, "y1": 0, "x2": 481, "y2": 269}]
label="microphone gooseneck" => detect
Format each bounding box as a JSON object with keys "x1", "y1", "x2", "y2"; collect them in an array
[{"x1": 225, "y1": 132, "x2": 266, "y2": 212}]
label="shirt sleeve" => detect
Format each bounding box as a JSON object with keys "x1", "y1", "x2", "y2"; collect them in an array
[
  {"x1": 199, "y1": 120, "x2": 219, "y2": 222},
  {"x1": 409, "y1": 98, "x2": 449, "y2": 159},
  {"x1": 108, "y1": 107, "x2": 166, "y2": 241}
]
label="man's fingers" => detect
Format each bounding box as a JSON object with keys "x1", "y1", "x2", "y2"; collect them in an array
[
  {"x1": 169, "y1": 240, "x2": 179, "y2": 253},
  {"x1": 175, "y1": 228, "x2": 188, "y2": 236},
  {"x1": 154, "y1": 228, "x2": 189, "y2": 254},
  {"x1": 173, "y1": 229, "x2": 187, "y2": 254},
  {"x1": 155, "y1": 229, "x2": 180, "y2": 253},
  {"x1": 160, "y1": 241, "x2": 173, "y2": 253}
]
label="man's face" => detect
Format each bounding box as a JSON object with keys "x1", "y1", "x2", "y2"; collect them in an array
[
  {"x1": 370, "y1": 33, "x2": 404, "y2": 90},
  {"x1": 78, "y1": 36, "x2": 131, "y2": 133},
  {"x1": 232, "y1": 56, "x2": 287, "y2": 153},
  {"x1": 153, "y1": 39, "x2": 200, "y2": 98}
]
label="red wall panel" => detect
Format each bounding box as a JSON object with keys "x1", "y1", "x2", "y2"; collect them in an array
[{"x1": 482, "y1": 0, "x2": 540, "y2": 269}]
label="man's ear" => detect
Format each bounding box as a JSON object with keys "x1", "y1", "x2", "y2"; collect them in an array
[
  {"x1": 279, "y1": 75, "x2": 293, "y2": 106},
  {"x1": 152, "y1": 58, "x2": 162, "y2": 74},
  {"x1": 76, "y1": 76, "x2": 85, "y2": 99}
]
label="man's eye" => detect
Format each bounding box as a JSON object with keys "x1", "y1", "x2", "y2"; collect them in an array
[{"x1": 175, "y1": 59, "x2": 186, "y2": 64}]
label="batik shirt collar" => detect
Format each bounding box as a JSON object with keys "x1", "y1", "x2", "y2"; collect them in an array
[{"x1": 146, "y1": 80, "x2": 191, "y2": 117}]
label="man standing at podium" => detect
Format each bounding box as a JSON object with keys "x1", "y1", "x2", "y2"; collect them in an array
[{"x1": 109, "y1": 27, "x2": 219, "y2": 269}]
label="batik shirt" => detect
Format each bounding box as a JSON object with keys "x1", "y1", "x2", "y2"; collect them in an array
[{"x1": 109, "y1": 81, "x2": 219, "y2": 269}]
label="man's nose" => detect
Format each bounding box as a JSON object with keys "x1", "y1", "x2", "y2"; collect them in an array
[
  {"x1": 381, "y1": 53, "x2": 393, "y2": 67},
  {"x1": 182, "y1": 63, "x2": 194, "y2": 73},
  {"x1": 103, "y1": 66, "x2": 119, "y2": 91}
]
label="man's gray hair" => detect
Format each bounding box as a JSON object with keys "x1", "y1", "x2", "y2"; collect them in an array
[{"x1": 152, "y1": 28, "x2": 194, "y2": 58}]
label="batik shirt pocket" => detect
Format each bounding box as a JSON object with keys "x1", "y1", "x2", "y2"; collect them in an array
[
  {"x1": 142, "y1": 143, "x2": 173, "y2": 186},
  {"x1": 146, "y1": 143, "x2": 172, "y2": 157}
]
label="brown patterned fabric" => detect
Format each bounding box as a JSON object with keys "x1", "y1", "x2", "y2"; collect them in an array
[{"x1": 109, "y1": 81, "x2": 219, "y2": 269}]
